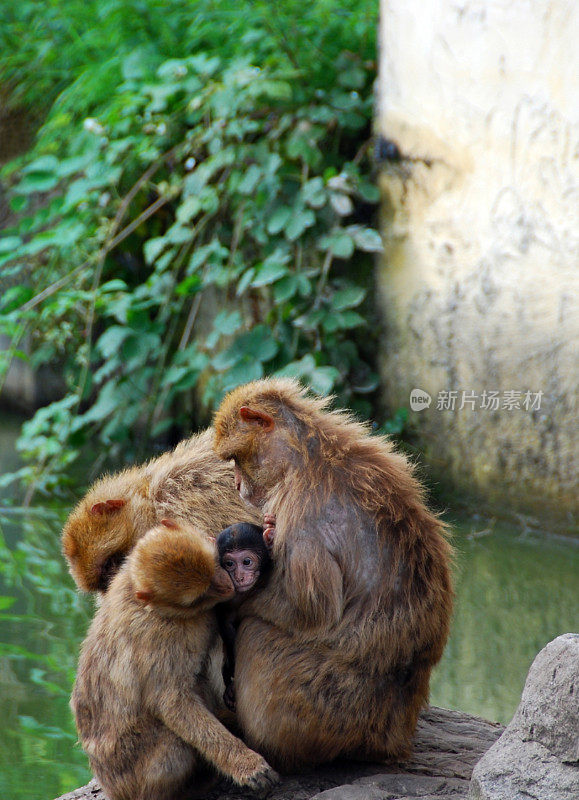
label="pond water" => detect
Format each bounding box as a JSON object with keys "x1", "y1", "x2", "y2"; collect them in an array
[{"x1": 0, "y1": 413, "x2": 577, "y2": 800}]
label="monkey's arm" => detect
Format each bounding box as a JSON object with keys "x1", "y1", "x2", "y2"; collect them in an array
[
  {"x1": 278, "y1": 533, "x2": 343, "y2": 630},
  {"x1": 156, "y1": 691, "x2": 278, "y2": 790}
]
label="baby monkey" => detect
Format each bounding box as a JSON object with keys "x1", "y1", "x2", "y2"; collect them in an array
[{"x1": 217, "y1": 519, "x2": 274, "y2": 710}]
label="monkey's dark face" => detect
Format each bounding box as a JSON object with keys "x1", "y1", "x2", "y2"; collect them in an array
[{"x1": 221, "y1": 549, "x2": 262, "y2": 593}]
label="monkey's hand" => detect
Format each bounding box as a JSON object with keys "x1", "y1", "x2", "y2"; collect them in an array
[
  {"x1": 233, "y1": 752, "x2": 279, "y2": 796},
  {"x1": 263, "y1": 514, "x2": 276, "y2": 550}
]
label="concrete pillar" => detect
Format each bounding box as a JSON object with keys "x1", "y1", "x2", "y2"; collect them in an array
[{"x1": 376, "y1": 0, "x2": 577, "y2": 524}]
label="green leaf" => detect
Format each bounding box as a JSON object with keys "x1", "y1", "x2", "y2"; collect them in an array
[
  {"x1": 274, "y1": 356, "x2": 338, "y2": 395},
  {"x1": 274, "y1": 354, "x2": 316, "y2": 378},
  {"x1": 323, "y1": 310, "x2": 366, "y2": 332},
  {"x1": 176, "y1": 196, "x2": 201, "y2": 224},
  {"x1": 96, "y1": 326, "x2": 130, "y2": 359},
  {"x1": 0, "y1": 236, "x2": 22, "y2": 254},
  {"x1": 319, "y1": 231, "x2": 355, "y2": 259},
  {"x1": 9, "y1": 196, "x2": 28, "y2": 213},
  {"x1": 358, "y1": 182, "x2": 380, "y2": 203},
  {"x1": 293, "y1": 309, "x2": 325, "y2": 330},
  {"x1": 238, "y1": 164, "x2": 262, "y2": 195},
  {"x1": 214, "y1": 310, "x2": 243, "y2": 335},
  {"x1": 166, "y1": 224, "x2": 194, "y2": 245},
  {"x1": 330, "y1": 193, "x2": 354, "y2": 216},
  {"x1": 296, "y1": 274, "x2": 312, "y2": 297},
  {"x1": 310, "y1": 366, "x2": 340, "y2": 395},
  {"x1": 267, "y1": 207, "x2": 292, "y2": 235},
  {"x1": 287, "y1": 132, "x2": 321, "y2": 167},
  {"x1": 79, "y1": 381, "x2": 122, "y2": 423},
  {"x1": 331, "y1": 287, "x2": 366, "y2": 311},
  {"x1": 338, "y1": 66, "x2": 367, "y2": 89},
  {"x1": 1, "y1": 286, "x2": 34, "y2": 312},
  {"x1": 143, "y1": 237, "x2": 168, "y2": 265},
  {"x1": 237, "y1": 268, "x2": 256, "y2": 296},
  {"x1": 302, "y1": 178, "x2": 326, "y2": 209},
  {"x1": 21, "y1": 155, "x2": 59, "y2": 175},
  {"x1": 0, "y1": 596, "x2": 16, "y2": 611},
  {"x1": 286, "y1": 208, "x2": 315, "y2": 241},
  {"x1": 352, "y1": 227, "x2": 383, "y2": 252},
  {"x1": 122, "y1": 331, "x2": 162, "y2": 362},
  {"x1": 176, "y1": 275, "x2": 201, "y2": 296},
  {"x1": 100, "y1": 280, "x2": 128, "y2": 293},
  {"x1": 251, "y1": 262, "x2": 288, "y2": 288},
  {"x1": 273, "y1": 275, "x2": 298, "y2": 303},
  {"x1": 214, "y1": 325, "x2": 278, "y2": 371},
  {"x1": 15, "y1": 173, "x2": 60, "y2": 195},
  {"x1": 222, "y1": 359, "x2": 264, "y2": 390},
  {"x1": 239, "y1": 325, "x2": 278, "y2": 362}
]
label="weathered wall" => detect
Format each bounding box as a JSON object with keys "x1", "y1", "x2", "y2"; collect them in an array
[{"x1": 376, "y1": 0, "x2": 578, "y2": 523}]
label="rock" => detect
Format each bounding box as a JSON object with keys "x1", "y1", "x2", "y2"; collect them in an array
[
  {"x1": 469, "y1": 634, "x2": 579, "y2": 800},
  {"x1": 53, "y1": 706, "x2": 503, "y2": 800},
  {"x1": 516, "y1": 633, "x2": 579, "y2": 763}
]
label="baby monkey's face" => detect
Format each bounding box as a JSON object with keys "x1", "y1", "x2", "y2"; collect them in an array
[{"x1": 221, "y1": 549, "x2": 262, "y2": 593}]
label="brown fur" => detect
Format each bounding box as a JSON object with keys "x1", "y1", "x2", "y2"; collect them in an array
[
  {"x1": 62, "y1": 428, "x2": 261, "y2": 592},
  {"x1": 213, "y1": 378, "x2": 454, "y2": 771},
  {"x1": 71, "y1": 520, "x2": 278, "y2": 800}
]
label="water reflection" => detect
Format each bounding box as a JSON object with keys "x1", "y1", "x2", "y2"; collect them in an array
[
  {"x1": 0, "y1": 414, "x2": 577, "y2": 799},
  {"x1": 430, "y1": 519, "x2": 578, "y2": 724}
]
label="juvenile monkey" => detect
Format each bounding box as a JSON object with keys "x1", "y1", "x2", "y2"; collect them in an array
[
  {"x1": 62, "y1": 428, "x2": 262, "y2": 593},
  {"x1": 216, "y1": 522, "x2": 273, "y2": 710},
  {"x1": 213, "y1": 378, "x2": 453, "y2": 771},
  {"x1": 71, "y1": 519, "x2": 278, "y2": 800}
]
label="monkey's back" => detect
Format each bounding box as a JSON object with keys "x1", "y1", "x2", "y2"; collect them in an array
[{"x1": 148, "y1": 428, "x2": 261, "y2": 535}]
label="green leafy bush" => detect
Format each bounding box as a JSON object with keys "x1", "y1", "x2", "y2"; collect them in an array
[{"x1": 0, "y1": 0, "x2": 387, "y2": 496}]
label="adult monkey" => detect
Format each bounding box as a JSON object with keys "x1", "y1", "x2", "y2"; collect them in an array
[{"x1": 213, "y1": 378, "x2": 453, "y2": 771}]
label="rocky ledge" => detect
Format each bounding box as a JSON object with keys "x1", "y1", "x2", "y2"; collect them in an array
[
  {"x1": 55, "y1": 705, "x2": 503, "y2": 800},
  {"x1": 55, "y1": 634, "x2": 579, "y2": 800}
]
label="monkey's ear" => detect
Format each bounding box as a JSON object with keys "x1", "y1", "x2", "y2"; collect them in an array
[
  {"x1": 135, "y1": 589, "x2": 153, "y2": 603},
  {"x1": 239, "y1": 406, "x2": 275, "y2": 431},
  {"x1": 90, "y1": 499, "x2": 126, "y2": 516}
]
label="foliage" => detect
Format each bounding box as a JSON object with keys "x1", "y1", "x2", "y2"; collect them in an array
[{"x1": 0, "y1": 0, "x2": 388, "y2": 496}]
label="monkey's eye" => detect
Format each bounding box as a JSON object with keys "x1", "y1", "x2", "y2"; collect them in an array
[
  {"x1": 223, "y1": 559, "x2": 235, "y2": 570},
  {"x1": 242, "y1": 557, "x2": 254, "y2": 567}
]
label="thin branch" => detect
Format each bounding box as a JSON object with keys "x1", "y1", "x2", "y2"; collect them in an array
[
  {"x1": 19, "y1": 194, "x2": 171, "y2": 313},
  {"x1": 313, "y1": 248, "x2": 334, "y2": 310}
]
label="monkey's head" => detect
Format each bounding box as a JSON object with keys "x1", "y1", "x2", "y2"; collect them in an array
[
  {"x1": 217, "y1": 523, "x2": 272, "y2": 594},
  {"x1": 131, "y1": 519, "x2": 234, "y2": 616},
  {"x1": 213, "y1": 378, "x2": 327, "y2": 507},
  {"x1": 61, "y1": 468, "x2": 152, "y2": 593},
  {"x1": 62, "y1": 498, "x2": 134, "y2": 593}
]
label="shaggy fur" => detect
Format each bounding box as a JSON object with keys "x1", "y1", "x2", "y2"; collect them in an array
[
  {"x1": 62, "y1": 428, "x2": 261, "y2": 593},
  {"x1": 71, "y1": 520, "x2": 278, "y2": 800},
  {"x1": 213, "y1": 378, "x2": 454, "y2": 771}
]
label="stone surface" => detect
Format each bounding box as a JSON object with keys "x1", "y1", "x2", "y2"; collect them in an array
[
  {"x1": 468, "y1": 634, "x2": 579, "y2": 800},
  {"x1": 376, "y1": 0, "x2": 578, "y2": 522},
  {"x1": 53, "y1": 706, "x2": 503, "y2": 800}
]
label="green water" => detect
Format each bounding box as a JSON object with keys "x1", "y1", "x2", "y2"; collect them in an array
[{"x1": 0, "y1": 414, "x2": 577, "y2": 800}]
